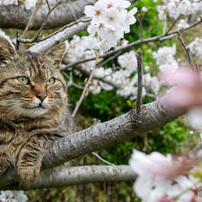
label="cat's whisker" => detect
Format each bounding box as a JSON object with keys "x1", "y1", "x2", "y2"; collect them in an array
[
  {"x1": 4, "y1": 103, "x2": 24, "y2": 113},
  {"x1": 54, "y1": 99, "x2": 64, "y2": 103}
]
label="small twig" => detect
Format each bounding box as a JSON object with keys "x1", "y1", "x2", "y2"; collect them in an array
[
  {"x1": 92, "y1": 152, "x2": 115, "y2": 166},
  {"x1": 18, "y1": 17, "x2": 91, "y2": 44},
  {"x1": 37, "y1": 17, "x2": 91, "y2": 43},
  {"x1": 17, "y1": 0, "x2": 62, "y2": 44},
  {"x1": 165, "y1": 16, "x2": 182, "y2": 35},
  {"x1": 16, "y1": 31, "x2": 20, "y2": 50},
  {"x1": 71, "y1": 51, "x2": 100, "y2": 118},
  {"x1": 136, "y1": 51, "x2": 143, "y2": 114},
  {"x1": 137, "y1": 14, "x2": 144, "y2": 40},
  {"x1": 19, "y1": 0, "x2": 43, "y2": 50},
  {"x1": 97, "y1": 51, "x2": 121, "y2": 68},
  {"x1": 45, "y1": 0, "x2": 51, "y2": 11},
  {"x1": 177, "y1": 31, "x2": 195, "y2": 71}
]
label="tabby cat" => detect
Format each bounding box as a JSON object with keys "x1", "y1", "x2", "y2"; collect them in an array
[{"x1": 0, "y1": 36, "x2": 74, "y2": 181}]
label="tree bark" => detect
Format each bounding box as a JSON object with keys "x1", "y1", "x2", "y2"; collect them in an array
[
  {"x1": 29, "y1": 16, "x2": 90, "y2": 52},
  {"x1": 1, "y1": 165, "x2": 136, "y2": 190},
  {"x1": 0, "y1": 0, "x2": 96, "y2": 29}
]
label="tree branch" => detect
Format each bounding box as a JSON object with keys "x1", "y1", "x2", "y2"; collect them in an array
[
  {"x1": 21, "y1": 0, "x2": 43, "y2": 39},
  {"x1": 28, "y1": 16, "x2": 91, "y2": 52},
  {"x1": 1, "y1": 165, "x2": 135, "y2": 190},
  {"x1": 0, "y1": 0, "x2": 97, "y2": 29},
  {"x1": 17, "y1": 0, "x2": 62, "y2": 45},
  {"x1": 0, "y1": 98, "x2": 184, "y2": 187}
]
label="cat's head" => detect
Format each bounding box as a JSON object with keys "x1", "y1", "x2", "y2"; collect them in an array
[{"x1": 0, "y1": 36, "x2": 67, "y2": 119}]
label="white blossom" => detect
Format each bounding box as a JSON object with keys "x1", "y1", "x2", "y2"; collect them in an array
[
  {"x1": 187, "y1": 107, "x2": 202, "y2": 130},
  {"x1": 178, "y1": 0, "x2": 192, "y2": 15},
  {"x1": 65, "y1": 36, "x2": 159, "y2": 99},
  {"x1": 177, "y1": 19, "x2": 189, "y2": 29},
  {"x1": 1, "y1": 0, "x2": 15, "y2": 5},
  {"x1": 89, "y1": 80, "x2": 101, "y2": 94},
  {"x1": 153, "y1": 44, "x2": 176, "y2": 65},
  {"x1": 188, "y1": 37, "x2": 202, "y2": 58},
  {"x1": 124, "y1": 7, "x2": 137, "y2": 33},
  {"x1": 159, "y1": 60, "x2": 179, "y2": 72},
  {"x1": 84, "y1": 0, "x2": 137, "y2": 52},
  {"x1": 118, "y1": 50, "x2": 137, "y2": 74},
  {"x1": 144, "y1": 73, "x2": 160, "y2": 95},
  {"x1": 167, "y1": 2, "x2": 180, "y2": 19},
  {"x1": 24, "y1": 0, "x2": 37, "y2": 10},
  {"x1": 0, "y1": 191, "x2": 28, "y2": 202},
  {"x1": 141, "y1": 6, "x2": 148, "y2": 13},
  {"x1": 157, "y1": 5, "x2": 167, "y2": 20}
]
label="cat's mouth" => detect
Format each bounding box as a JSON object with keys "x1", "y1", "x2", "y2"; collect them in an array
[{"x1": 30, "y1": 103, "x2": 46, "y2": 109}]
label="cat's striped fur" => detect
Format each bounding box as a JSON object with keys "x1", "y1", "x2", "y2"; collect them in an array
[{"x1": 0, "y1": 36, "x2": 74, "y2": 181}]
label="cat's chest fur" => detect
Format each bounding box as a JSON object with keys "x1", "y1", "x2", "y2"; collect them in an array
[{"x1": 0, "y1": 115, "x2": 67, "y2": 165}]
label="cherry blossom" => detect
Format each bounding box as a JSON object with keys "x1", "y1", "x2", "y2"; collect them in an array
[
  {"x1": 178, "y1": 0, "x2": 192, "y2": 15},
  {"x1": 84, "y1": 0, "x2": 137, "y2": 51},
  {"x1": 129, "y1": 150, "x2": 196, "y2": 202},
  {"x1": 188, "y1": 37, "x2": 202, "y2": 58},
  {"x1": 177, "y1": 19, "x2": 189, "y2": 29},
  {"x1": 156, "y1": 0, "x2": 201, "y2": 21},
  {"x1": 153, "y1": 44, "x2": 177, "y2": 66},
  {"x1": 167, "y1": 2, "x2": 180, "y2": 19},
  {"x1": 157, "y1": 5, "x2": 167, "y2": 20},
  {"x1": 141, "y1": 6, "x2": 148, "y2": 13},
  {"x1": 0, "y1": 190, "x2": 28, "y2": 202}
]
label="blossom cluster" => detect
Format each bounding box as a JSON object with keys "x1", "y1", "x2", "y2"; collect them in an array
[
  {"x1": 129, "y1": 150, "x2": 201, "y2": 202},
  {"x1": 153, "y1": 44, "x2": 179, "y2": 72},
  {"x1": 157, "y1": 0, "x2": 202, "y2": 21},
  {"x1": 0, "y1": 190, "x2": 28, "y2": 202},
  {"x1": 84, "y1": 0, "x2": 137, "y2": 52},
  {"x1": 188, "y1": 37, "x2": 202, "y2": 59},
  {"x1": 65, "y1": 36, "x2": 160, "y2": 99}
]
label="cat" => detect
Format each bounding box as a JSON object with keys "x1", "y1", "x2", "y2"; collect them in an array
[{"x1": 0, "y1": 36, "x2": 74, "y2": 181}]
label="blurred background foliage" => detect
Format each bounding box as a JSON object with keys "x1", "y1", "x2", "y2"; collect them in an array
[{"x1": 2, "y1": 0, "x2": 201, "y2": 201}]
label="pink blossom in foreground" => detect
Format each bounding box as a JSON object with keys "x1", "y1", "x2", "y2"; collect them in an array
[
  {"x1": 129, "y1": 150, "x2": 194, "y2": 202},
  {"x1": 161, "y1": 68, "x2": 202, "y2": 110}
]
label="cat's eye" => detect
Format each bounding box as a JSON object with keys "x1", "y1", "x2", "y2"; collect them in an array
[
  {"x1": 17, "y1": 76, "x2": 29, "y2": 85},
  {"x1": 46, "y1": 78, "x2": 55, "y2": 86}
]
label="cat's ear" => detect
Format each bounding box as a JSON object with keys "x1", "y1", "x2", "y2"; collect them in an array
[
  {"x1": 44, "y1": 42, "x2": 66, "y2": 66},
  {"x1": 0, "y1": 36, "x2": 17, "y2": 64}
]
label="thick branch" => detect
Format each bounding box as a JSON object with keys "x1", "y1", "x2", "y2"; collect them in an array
[
  {"x1": 0, "y1": 98, "x2": 184, "y2": 187},
  {"x1": 2, "y1": 165, "x2": 135, "y2": 190},
  {"x1": 0, "y1": 0, "x2": 96, "y2": 29},
  {"x1": 29, "y1": 16, "x2": 91, "y2": 52}
]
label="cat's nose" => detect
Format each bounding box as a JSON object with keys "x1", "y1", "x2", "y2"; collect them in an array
[{"x1": 36, "y1": 91, "x2": 47, "y2": 101}]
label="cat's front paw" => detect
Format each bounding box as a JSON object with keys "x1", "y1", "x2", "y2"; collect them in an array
[{"x1": 17, "y1": 165, "x2": 40, "y2": 181}]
